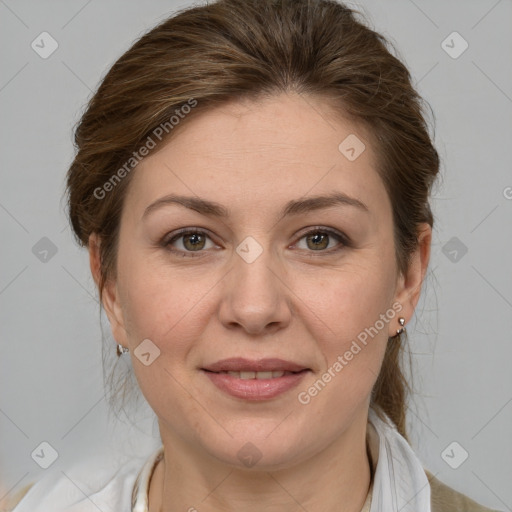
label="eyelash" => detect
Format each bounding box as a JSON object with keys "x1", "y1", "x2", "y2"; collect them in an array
[{"x1": 160, "y1": 227, "x2": 350, "y2": 258}]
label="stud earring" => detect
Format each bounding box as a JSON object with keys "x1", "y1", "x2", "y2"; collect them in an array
[
  {"x1": 116, "y1": 344, "x2": 129, "y2": 357},
  {"x1": 395, "y1": 317, "x2": 405, "y2": 336}
]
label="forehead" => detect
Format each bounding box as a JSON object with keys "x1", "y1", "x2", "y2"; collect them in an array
[{"x1": 123, "y1": 92, "x2": 388, "y2": 220}]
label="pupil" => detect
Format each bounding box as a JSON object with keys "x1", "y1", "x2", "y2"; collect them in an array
[
  {"x1": 186, "y1": 233, "x2": 204, "y2": 250},
  {"x1": 309, "y1": 233, "x2": 327, "y2": 250}
]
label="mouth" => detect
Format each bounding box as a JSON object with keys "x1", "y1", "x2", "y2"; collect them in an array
[
  {"x1": 203, "y1": 369, "x2": 308, "y2": 380},
  {"x1": 201, "y1": 358, "x2": 311, "y2": 400}
]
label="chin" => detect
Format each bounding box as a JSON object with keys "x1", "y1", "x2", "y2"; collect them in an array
[{"x1": 201, "y1": 429, "x2": 311, "y2": 471}]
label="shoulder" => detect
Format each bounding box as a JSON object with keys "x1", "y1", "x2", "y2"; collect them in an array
[
  {"x1": 4, "y1": 453, "x2": 145, "y2": 512},
  {"x1": 426, "y1": 470, "x2": 503, "y2": 512}
]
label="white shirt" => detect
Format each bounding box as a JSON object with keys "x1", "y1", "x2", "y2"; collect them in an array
[
  {"x1": 11, "y1": 406, "x2": 430, "y2": 512},
  {"x1": 131, "y1": 448, "x2": 373, "y2": 512}
]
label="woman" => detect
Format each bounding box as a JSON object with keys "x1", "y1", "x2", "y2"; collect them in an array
[{"x1": 7, "y1": 0, "x2": 501, "y2": 510}]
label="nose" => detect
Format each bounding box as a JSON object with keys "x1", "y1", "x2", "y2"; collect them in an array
[{"x1": 218, "y1": 240, "x2": 293, "y2": 336}]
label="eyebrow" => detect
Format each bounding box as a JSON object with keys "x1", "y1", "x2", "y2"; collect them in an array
[{"x1": 142, "y1": 191, "x2": 369, "y2": 221}]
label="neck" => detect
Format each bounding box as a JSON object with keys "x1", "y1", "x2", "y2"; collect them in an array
[{"x1": 149, "y1": 414, "x2": 373, "y2": 512}]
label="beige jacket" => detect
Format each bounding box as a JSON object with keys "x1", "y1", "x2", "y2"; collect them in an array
[
  {"x1": 1, "y1": 472, "x2": 501, "y2": 512},
  {"x1": 425, "y1": 470, "x2": 502, "y2": 512}
]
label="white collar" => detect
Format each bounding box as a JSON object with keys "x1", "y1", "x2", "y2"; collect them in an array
[
  {"x1": 131, "y1": 407, "x2": 429, "y2": 512},
  {"x1": 132, "y1": 445, "x2": 164, "y2": 512},
  {"x1": 367, "y1": 407, "x2": 431, "y2": 511}
]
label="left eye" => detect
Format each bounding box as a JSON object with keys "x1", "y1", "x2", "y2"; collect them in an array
[{"x1": 295, "y1": 229, "x2": 346, "y2": 252}]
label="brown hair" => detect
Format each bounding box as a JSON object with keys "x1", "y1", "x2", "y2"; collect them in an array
[{"x1": 66, "y1": 0, "x2": 439, "y2": 439}]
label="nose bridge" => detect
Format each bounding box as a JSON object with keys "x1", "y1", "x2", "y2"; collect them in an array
[
  {"x1": 219, "y1": 234, "x2": 291, "y2": 334},
  {"x1": 233, "y1": 234, "x2": 281, "y2": 304}
]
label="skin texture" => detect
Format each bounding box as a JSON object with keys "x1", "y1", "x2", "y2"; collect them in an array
[{"x1": 89, "y1": 92, "x2": 431, "y2": 512}]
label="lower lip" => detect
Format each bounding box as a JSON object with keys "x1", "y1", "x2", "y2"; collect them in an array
[{"x1": 202, "y1": 370, "x2": 309, "y2": 400}]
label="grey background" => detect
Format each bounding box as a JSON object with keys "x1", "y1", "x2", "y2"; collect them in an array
[{"x1": 1, "y1": 0, "x2": 511, "y2": 509}]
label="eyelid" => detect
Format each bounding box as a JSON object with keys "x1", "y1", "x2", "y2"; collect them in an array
[
  {"x1": 162, "y1": 227, "x2": 215, "y2": 243},
  {"x1": 294, "y1": 226, "x2": 349, "y2": 243}
]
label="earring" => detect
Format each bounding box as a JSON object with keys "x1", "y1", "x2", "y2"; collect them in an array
[
  {"x1": 395, "y1": 317, "x2": 405, "y2": 336},
  {"x1": 116, "y1": 344, "x2": 129, "y2": 357}
]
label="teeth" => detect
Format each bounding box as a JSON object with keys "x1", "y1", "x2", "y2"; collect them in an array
[
  {"x1": 225, "y1": 370, "x2": 288, "y2": 379},
  {"x1": 256, "y1": 371, "x2": 274, "y2": 379}
]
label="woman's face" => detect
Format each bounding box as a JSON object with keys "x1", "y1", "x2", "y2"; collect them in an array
[{"x1": 95, "y1": 92, "x2": 429, "y2": 469}]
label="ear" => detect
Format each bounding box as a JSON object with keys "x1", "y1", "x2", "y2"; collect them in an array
[
  {"x1": 389, "y1": 223, "x2": 432, "y2": 335},
  {"x1": 88, "y1": 233, "x2": 129, "y2": 348}
]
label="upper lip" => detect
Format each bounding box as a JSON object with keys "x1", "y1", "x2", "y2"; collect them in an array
[{"x1": 202, "y1": 358, "x2": 310, "y2": 373}]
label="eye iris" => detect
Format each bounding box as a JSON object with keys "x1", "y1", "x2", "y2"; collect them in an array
[
  {"x1": 183, "y1": 233, "x2": 205, "y2": 251},
  {"x1": 307, "y1": 233, "x2": 329, "y2": 250}
]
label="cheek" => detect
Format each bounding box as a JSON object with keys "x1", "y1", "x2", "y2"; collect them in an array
[
  {"x1": 116, "y1": 262, "x2": 212, "y2": 416},
  {"x1": 292, "y1": 264, "x2": 395, "y2": 421},
  {"x1": 291, "y1": 254, "x2": 397, "y2": 395},
  {"x1": 295, "y1": 257, "x2": 397, "y2": 342},
  {"x1": 116, "y1": 247, "x2": 221, "y2": 358},
  {"x1": 119, "y1": 271, "x2": 207, "y2": 344}
]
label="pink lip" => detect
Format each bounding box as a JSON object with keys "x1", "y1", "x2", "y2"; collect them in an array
[
  {"x1": 203, "y1": 369, "x2": 309, "y2": 400},
  {"x1": 201, "y1": 358, "x2": 311, "y2": 401}
]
